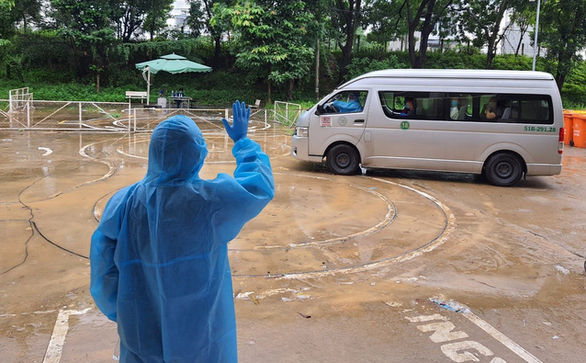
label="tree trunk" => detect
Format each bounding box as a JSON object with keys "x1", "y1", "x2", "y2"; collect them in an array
[
  {"x1": 336, "y1": 0, "x2": 362, "y2": 82},
  {"x1": 514, "y1": 25, "x2": 527, "y2": 57},
  {"x1": 267, "y1": 80, "x2": 272, "y2": 105},
  {"x1": 408, "y1": 26, "x2": 417, "y2": 68},
  {"x1": 339, "y1": 38, "x2": 354, "y2": 81},
  {"x1": 67, "y1": 37, "x2": 82, "y2": 80},
  {"x1": 555, "y1": 47, "x2": 573, "y2": 90},
  {"x1": 96, "y1": 73, "x2": 100, "y2": 94},
  {"x1": 213, "y1": 35, "x2": 222, "y2": 67},
  {"x1": 417, "y1": 0, "x2": 436, "y2": 68},
  {"x1": 406, "y1": 0, "x2": 434, "y2": 69},
  {"x1": 485, "y1": 1, "x2": 509, "y2": 69},
  {"x1": 287, "y1": 79, "x2": 294, "y2": 101}
]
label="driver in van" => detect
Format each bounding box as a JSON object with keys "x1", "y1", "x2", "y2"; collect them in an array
[{"x1": 326, "y1": 92, "x2": 362, "y2": 113}]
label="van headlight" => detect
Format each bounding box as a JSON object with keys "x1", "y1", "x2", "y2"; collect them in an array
[{"x1": 295, "y1": 126, "x2": 309, "y2": 137}]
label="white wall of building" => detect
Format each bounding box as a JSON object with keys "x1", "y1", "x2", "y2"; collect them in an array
[{"x1": 169, "y1": 0, "x2": 190, "y2": 29}]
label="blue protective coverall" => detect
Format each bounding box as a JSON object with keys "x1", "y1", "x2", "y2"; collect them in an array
[
  {"x1": 332, "y1": 98, "x2": 362, "y2": 113},
  {"x1": 90, "y1": 113, "x2": 274, "y2": 363}
]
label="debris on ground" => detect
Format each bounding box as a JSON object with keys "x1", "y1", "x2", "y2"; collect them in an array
[{"x1": 429, "y1": 296, "x2": 471, "y2": 314}]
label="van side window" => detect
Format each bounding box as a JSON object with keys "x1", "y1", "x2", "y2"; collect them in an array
[
  {"x1": 475, "y1": 94, "x2": 553, "y2": 124},
  {"x1": 321, "y1": 91, "x2": 367, "y2": 114},
  {"x1": 379, "y1": 91, "x2": 553, "y2": 124},
  {"x1": 378, "y1": 91, "x2": 444, "y2": 120}
]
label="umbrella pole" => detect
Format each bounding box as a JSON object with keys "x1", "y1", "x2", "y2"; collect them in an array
[{"x1": 147, "y1": 67, "x2": 151, "y2": 105}]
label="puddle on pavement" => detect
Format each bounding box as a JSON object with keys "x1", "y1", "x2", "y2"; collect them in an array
[
  {"x1": 2, "y1": 124, "x2": 586, "y2": 362},
  {"x1": 0, "y1": 124, "x2": 450, "y2": 310}
]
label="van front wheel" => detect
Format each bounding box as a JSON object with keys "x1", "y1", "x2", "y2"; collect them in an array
[
  {"x1": 484, "y1": 153, "x2": 523, "y2": 187},
  {"x1": 326, "y1": 144, "x2": 360, "y2": 175}
]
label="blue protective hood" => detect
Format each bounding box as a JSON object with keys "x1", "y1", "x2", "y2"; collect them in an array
[{"x1": 145, "y1": 115, "x2": 208, "y2": 185}]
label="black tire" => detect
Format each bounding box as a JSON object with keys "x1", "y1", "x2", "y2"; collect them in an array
[
  {"x1": 484, "y1": 153, "x2": 523, "y2": 187},
  {"x1": 326, "y1": 144, "x2": 360, "y2": 175}
]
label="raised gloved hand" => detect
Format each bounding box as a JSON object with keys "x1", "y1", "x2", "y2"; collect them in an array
[{"x1": 222, "y1": 100, "x2": 250, "y2": 142}]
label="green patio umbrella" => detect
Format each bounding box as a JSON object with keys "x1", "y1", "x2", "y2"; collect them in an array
[{"x1": 135, "y1": 53, "x2": 212, "y2": 104}]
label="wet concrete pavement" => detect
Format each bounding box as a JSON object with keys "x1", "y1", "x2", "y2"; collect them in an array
[{"x1": 1, "y1": 124, "x2": 585, "y2": 362}]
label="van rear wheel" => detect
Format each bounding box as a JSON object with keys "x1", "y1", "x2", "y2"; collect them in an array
[
  {"x1": 484, "y1": 153, "x2": 523, "y2": 187},
  {"x1": 326, "y1": 144, "x2": 360, "y2": 175}
]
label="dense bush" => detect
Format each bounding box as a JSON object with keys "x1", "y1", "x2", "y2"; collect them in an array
[
  {"x1": 346, "y1": 53, "x2": 408, "y2": 79},
  {"x1": 562, "y1": 62, "x2": 586, "y2": 108}
]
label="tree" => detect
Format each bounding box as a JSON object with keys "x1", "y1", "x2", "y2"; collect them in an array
[
  {"x1": 366, "y1": 0, "x2": 457, "y2": 68},
  {"x1": 330, "y1": 0, "x2": 364, "y2": 81},
  {"x1": 214, "y1": 0, "x2": 316, "y2": 102},
  {"x1": 539, "y1": 0, "x2": 586, "y2": 89},
  {"x1": 0, "y1": 0, "x2": 14, "y2": 80},
  {"x1": 142, "y1": 0, "x2": 174, "y2": 41},
  {"x1": 506, "y1": 2, "x2": 533, "y2": 57},
  {"x1": 49, "y1": 0, "x2": 119, "y2": 86},
  {"x1": 453, "y1": 0, "x2": 514, "y2": 69},
  {"x1": 117, "y1": 0, "x2": 150, "y2": 42},
  {"x1": 0, "y1": 0, "x2": 14, "y2": 44},
  {"x1": 365, "y1": 0, "x2": 408, "y2": 48},
  {"x1": 10, "y1": 0, "x2": 42, "y2": 33},
  {"x1": 187, "y1": 0, "x2": 235, "y2": 67},
  {"x1": 403, "y1": 0, "x2": 436, "y2": 68}
]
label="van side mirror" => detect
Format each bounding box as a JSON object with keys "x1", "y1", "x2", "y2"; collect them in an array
[{"x1": 316, "y1": 104, "x2": 324, "y2": 115}]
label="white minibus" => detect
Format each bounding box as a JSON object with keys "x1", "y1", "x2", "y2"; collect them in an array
[{"x1": 291, "y1": 69, "x2": 564, "y2": 186}]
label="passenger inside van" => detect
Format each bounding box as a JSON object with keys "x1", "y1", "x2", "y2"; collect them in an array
[
  {"x1": 400, "y1": 98, "x2": 416, "y2": 117},
  {"x1": 450, "y1": 98, "x2": 459, "y2": 119},
  {"x1": 480, "y1": 97, "x2": 497, "y2": 120}
]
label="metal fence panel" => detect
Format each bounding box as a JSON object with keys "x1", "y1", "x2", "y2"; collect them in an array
[
  {"x1": 273, "y1": 101, "x2": 303, "y2": 127},
  {"x1": 0, "y1": 99, "x2": 271, "y2": 133}
]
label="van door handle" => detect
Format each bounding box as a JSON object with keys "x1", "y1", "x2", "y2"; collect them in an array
[{"x1": 354, "y1": 119, "x2": 365, "y2": 123}]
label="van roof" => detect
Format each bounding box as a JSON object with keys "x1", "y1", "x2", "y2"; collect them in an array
[{"x1": 339, "y1": 69, "x2": 555, "y2": 88}]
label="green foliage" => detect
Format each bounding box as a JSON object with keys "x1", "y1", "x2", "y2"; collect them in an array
[
  {"x1": 142, "y1": 0, "x2": 174, "y2": 40},
  {"x1": 1, "y1": 47, "x2": 585, "y2": 110},
  {"x1": 561, "y1": 62, "x2": 586, "y2": 107},
  {"x1": 216, "y1": 0, "x2": 316, "y2": 89},
  {"x1": 539, "y1": 0, "x2": 586, "y2": 88},
  {"x1": 0, "y1": 1, "x2": 14, "y2": 41},
  {"x1": 490, "y1": 54, "x2": 534, "y2": 70},
  {"x1": 424, "y1": 51, "x2": 477, "y2": 69},
  {"x1": 121, "y1": 37, "x2": 217, "y2": 65},
  {"x1": 346, "y1": 54, "x2": 407, "y2": 79}
]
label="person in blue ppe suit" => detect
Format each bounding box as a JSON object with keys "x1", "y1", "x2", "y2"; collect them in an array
[
  {"x1": 329, "y1": 92, "x2": 362, "y2": 113},
  {"x1": 90, "y1": 101, "x2": 274, "y2": 363}
]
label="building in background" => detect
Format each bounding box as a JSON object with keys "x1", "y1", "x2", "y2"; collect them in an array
[
  {"x1": 386, "y1": 10, "x2": 543, "y2": 58},
  {"x1": 168, "y1": 0, "x2": 189, "y2": 32},
  {"x1": 498, "y1": 9, "x2": 544, "y2": 57}
]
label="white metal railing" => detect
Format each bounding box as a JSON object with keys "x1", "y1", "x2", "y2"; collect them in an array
[
  {"x1": 273, "y1": 101, "x2": 303, "y2": 127},
  {"x1": 0, "y1": 99, "x2": 271, "y2": 133},
  {"x1": 0, "y1": 100, "x2": 130, "y2": 131},
  {"x1": 9, "y1": 87, "x2": 33, "y2": 114}
]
